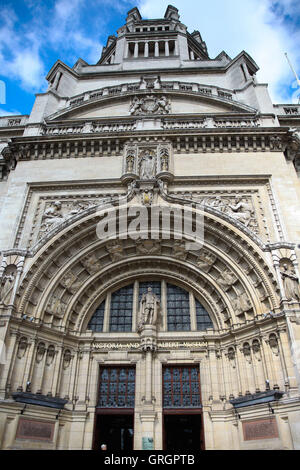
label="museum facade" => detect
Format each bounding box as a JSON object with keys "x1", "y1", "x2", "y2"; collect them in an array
[{"x1": 0, "y1": 5, "x2": 300, "y2": 450}]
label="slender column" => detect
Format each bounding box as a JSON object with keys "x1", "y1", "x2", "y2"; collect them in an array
[
  {"x1": 250, "y1": 348, "x2": 260, "y2": 392},
  {"x1": 144, "y1": 42, "x2": 149, "y2": 58},
  {"x1": 124, "y1": 41, "x2": 129, "y2": 58},
  {"x1": 174, "y1": 40, "x2": 179, "y2": 56},
  {"x1": 235, "y1": 343, "x2": 247, "y2": 395},
  {"x1": 155, "y1": 41, "x2": 159, "y2": 57},
  {"x1": 165, "y1": 40, "x2": 169, "y2": 57},
  {"x1": 145, "y1": 350, "x2": 152, "y2": 403},
  {"x1": 21, "y1": 339, "x2": 35, "y2": 391},
  {"x1": 190, "y1": 50, "x2": 195, "y2": 60},
  {"x1": 35, "y1": 345, "x2": 48, "y2": 393},
  {"x1": 161, "y1": 280, "x2": 167, "y2": 331},
  {"x1": 134, "y1": 42, "x2": 139, "y2": 58},
  {"x1": 51, "y1": 345, "x2": 63, "y2": 396},
  {"x1": 103, "y1": 293, "x2": 111, "y2": 332},
  {"x1": 132, "y1": 280, "x2": 139, "y2": 332},
  {"x1": 0, "y1": 331, "x2": 18, "y2": 398},
  {"x1": 189, "y1": 292, "x2": 197, "y2": 331},
  {"x1": 261, "y1": 335, "x2": 275, "y2": 388}
]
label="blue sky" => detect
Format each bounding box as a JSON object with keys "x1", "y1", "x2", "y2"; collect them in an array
[{"x1": 0, "y1": 0, "x2": 299, "y2": 116}]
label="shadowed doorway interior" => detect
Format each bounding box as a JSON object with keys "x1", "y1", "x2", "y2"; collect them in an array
[
  {"x1": 94, "y1": 414, "x2": 134, "y2": 451},
  {"x1": 164, "y1": 414, "x2": 204, "y2": 451}
]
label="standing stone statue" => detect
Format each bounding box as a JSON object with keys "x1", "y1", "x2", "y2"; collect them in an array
[
  {"x1": 0, "y1": 274, "x2": 15, "y2": 304},
  {"x1": 281, "y1": 263, "x2": 300, "y2": 301},
  {"x1": 140, "y1": 154, "x2": 156, "y2": 179},
  {"x1": 138, "y1": 287, "x2": 160, "y2": 330}
]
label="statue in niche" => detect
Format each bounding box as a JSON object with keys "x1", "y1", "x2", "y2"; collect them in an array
[
  {"x1": 138, "y1": 287, "x2": 160, "y2": 330},
  {"x1": 41, "y1": 200, "x2": 64, "y2": 233},
  {"x1": 281, "y1": 263, "x2": 300, "y2": 301},
  {"x1": 0, "y1": 273, "x2": 15, "y2": 304},
  {"x1": 126, "y1": 154, "x2": 135, "y2": 173},
  {"x1": 160, "y1": 148, "x2": 169, "y2": 171},
  {"x1": 140, "y1": 153, "x2": 156, "y2": 179}
]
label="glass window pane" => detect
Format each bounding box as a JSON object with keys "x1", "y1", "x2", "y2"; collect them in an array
[
  {"x1": 87, "y1": 300, "x2": 105, "y2": 332},
  {"x1": 195, "y1": 299, "x2": 213, "y2": 331},
  {"x1": 167, "y1": 284, "x2": 191, "y2": 331},
  {"x1": 109, "y1": 284, "x2": 134, "y2": 332},
  {"x1": 97, "y1": 367, "x2": 135, "y2": 408}
]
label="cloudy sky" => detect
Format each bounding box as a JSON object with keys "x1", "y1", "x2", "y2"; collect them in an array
[{"x1": 0, "y1": 0, "x2": 299, "y2": 116}]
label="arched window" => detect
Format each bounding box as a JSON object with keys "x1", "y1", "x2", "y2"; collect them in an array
[{"x1": 87, "y1": 280, "x2": 214, "y2": 333}]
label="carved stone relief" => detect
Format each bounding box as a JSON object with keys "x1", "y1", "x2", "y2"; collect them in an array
[
  {"x1": 122, "y1": 141, "x2": 173, "y2": 180},
  {"x1": 129, "y1": 95, "x2": 170, "y2": 115},
  {"x1": 39, "y1": 199, "x2": 98, "y2": 238}
]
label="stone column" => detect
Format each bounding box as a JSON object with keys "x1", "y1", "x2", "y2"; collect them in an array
[
  {"x1": 155, "y1": 41, "x2": 159, "y2": 57},
  {"x1": 139, "y1": 325, "x2": 157, "y2": 450},
  {"x1": 174, "y1": 40, "x2": 179, "y2": 56},
  {"x1": 0, "y1": 331, "x2": 18, "y2": 398},
  {"x1": 51, "y1": 345, "x2": 64, "y2": 397},
  {"x1": 21, "y1": 339, "x2": 35, "y2": 391},
  {"x1": 165, "y1": 41, "x2": 169, "y2": 57},
  {"x1": 189, "y1": 292, "x2": 197, "y2": 331},
  {"x1": 124, "y1": 41, "x2": 129, "y2": 58},
  {"x1": 144, "y1": 42, "x2": 149, "y2": 58},
  {"x1": 190, "y1": 50, "x2": 195, "y2": 60},
  {"x1": 134, "y1": 42, "x2": 139, "y2": 58}
]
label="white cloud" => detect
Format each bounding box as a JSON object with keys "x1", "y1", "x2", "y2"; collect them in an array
[
  {"x1": 0, "y1": 108, "x2": 21, "y2": 117},
  {"x1": 137, "y1": 0, "x2": 300, "y2": 103}
]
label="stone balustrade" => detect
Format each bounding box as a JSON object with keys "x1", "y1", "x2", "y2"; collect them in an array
[{"x1": 64, "y1": 80, "x2": 237, "y2": 111}]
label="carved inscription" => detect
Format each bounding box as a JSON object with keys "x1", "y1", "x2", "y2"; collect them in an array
[
  {"x1": 242, "y1": 418, "x2": 279, "y2": 441},
  {"x1": 16, "y1": 418, "x2": 54, "y2": 441}
]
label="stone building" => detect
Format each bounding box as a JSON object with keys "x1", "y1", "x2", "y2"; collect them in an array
[{"x1": 0, "y1": 5, "x2": 300, "y2": 450}]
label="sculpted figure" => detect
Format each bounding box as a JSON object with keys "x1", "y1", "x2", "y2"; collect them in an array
[
  {"x1": 106, "y1": 240, "x2": 124, "y2": 261},
  {"x1": 46, "y1": 296, "x2": 65, "y2": 318},
  {"x1": 0, "y1": 274, "x2": 15, "y2": 304},
  {"x1": 138, "y1": 287, "x2": 160, "y2": 329},
  {"x1": 41, "y1": 201, "x2": 64, "y2": 232},
  {"x1": 157, "y1": 95, "x2": 170, "y2": 113},
  {"x1": 232, "y1": 292, "x2": 251, "y2": 314},
  {"x1": 281, "y1": 263, "x2": 300, "y2": 301},
  {"x1": 130, "y1": 97, "x2": 142, "y2": 115},
  {"x1": 82, "y1": 255, "x2": 102, "y2": 274},
  {"x1": 226, "y1": 196, "x2": 254, "y2": 227},
  {"x1": 60, "y1": 272, "x2": 83, "y2": 294},
  {"x1": 140, "y1": 154, "x2": 156, "y2": 179},
  {"x1": 217, "y1": 268, "x2": 237, "y2": 289}
]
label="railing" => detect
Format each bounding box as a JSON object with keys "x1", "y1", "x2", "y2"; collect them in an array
[{"x1": 65, "y1": 80, "x2": 237, "y2": 110}]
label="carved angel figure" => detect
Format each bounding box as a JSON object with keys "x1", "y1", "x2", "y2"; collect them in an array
[{"x1": 138, "y1": 287, "x2": 160, "y2": 330}]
